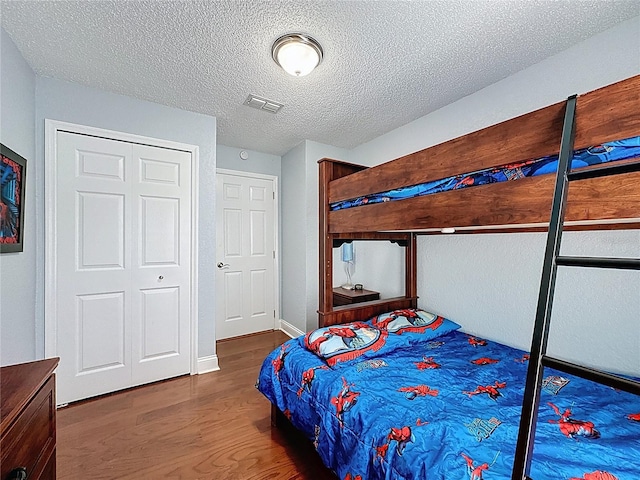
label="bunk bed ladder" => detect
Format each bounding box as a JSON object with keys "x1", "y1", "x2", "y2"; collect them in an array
[{"x1": 511, "y1": 94, "x2": 640, "y2": 480}]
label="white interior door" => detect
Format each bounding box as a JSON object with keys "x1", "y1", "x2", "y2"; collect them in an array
[
  {"x1": 54, "y1": 131, "x2": 192, "y2": 404},
  {"x1": 216, "y1": 171, "x2": 276, "y2": 340}
]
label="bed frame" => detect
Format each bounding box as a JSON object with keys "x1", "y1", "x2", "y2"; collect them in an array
[
  {"x1": 319, "y1": 74, "x2": 640, "y2": 328},
  {"x1": 314, "y1": 75, "x2": 640, "y2": 479}
]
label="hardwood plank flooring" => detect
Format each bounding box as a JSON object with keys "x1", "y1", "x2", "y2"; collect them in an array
[{"x1": 57, "y1": 331, "x2": 337, "y2": 480}]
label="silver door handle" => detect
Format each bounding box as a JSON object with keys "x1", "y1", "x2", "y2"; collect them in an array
[{"x1": 217, "y1": 262, "x2": 230, "y2": 269}]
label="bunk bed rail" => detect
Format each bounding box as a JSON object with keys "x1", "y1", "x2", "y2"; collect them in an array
[{"x1": 325, "y1": 75, "x2": 640, "y2": 234}]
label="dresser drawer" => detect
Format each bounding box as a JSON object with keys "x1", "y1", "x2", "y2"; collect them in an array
[{"x1": 1, "y1": 375, "x2": 56, "y2": 480}]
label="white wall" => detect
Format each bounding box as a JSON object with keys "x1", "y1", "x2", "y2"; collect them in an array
[
  {"x1": 333, "y1": 241, "x2": 405, "y2": 299},
  {"x1": 217, "y1": 145, "x2": 281, "y2": 178},
  {"x1": 0, "y1": 28, "x2": 36, "y2": 365},
  {"x1": 281, "y1": 142, "x2": 307, "y2": 333},
  {"x1": 35, "y1": 77, "x2": 218, "y2": 359},
  {"x1": 280, "y1": 141, "x2": 351, "y2": 333},
  {"x1": 348, "y1": 16, "x2": 640, "y2": 375}
]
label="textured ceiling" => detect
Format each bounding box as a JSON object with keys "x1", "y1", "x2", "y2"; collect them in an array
[{"x1": 1, "y1": 1, "x2": 639, "y2": 156}]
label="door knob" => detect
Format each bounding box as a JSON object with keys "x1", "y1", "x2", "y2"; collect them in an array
[{"x1": 217, "y1": 262, "x2": 230, "y2": 269}]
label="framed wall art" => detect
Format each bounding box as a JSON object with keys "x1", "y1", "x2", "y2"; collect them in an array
[{"x1": 1, "y1": 143, "x2": 27, "y2": 253}]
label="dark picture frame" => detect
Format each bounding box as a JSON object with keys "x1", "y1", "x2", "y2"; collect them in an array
[{"x1": 1, "y1": 143, "x2": 27, "y2": 253}]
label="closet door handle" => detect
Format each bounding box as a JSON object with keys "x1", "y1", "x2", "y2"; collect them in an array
[
  {"x1": 8, "y1": 467, "x2": 28, "y2": 480},
  {"x1": 217, "y1": 262, "x2": 230, "y2": 269}
]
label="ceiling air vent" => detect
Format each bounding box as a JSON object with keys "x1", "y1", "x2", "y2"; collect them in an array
[{"x1": 244, "y1": 94, "x2": 283, "y2": 114}]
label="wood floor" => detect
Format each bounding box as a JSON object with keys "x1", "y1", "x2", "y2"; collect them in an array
[{"x1": 57, "y1": 331, "x2": 337, "y2": 480}]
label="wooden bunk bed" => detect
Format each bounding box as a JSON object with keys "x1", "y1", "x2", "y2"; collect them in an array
[
  {"x1": 258, "y1": 75, "x2": 640, "y2": 480},
  {"x1": 319, "y1": 74, "x2": 640, "y2": 328}
]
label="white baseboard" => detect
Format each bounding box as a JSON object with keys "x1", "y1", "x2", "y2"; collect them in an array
[
  {"x1": 197, "y1": 354, "x2": 220, "y2": 374},
  {"x1": 279, "y1": 319, "x2": 305, "y2": 339}
]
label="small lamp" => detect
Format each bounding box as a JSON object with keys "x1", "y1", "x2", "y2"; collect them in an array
[
  {"x1": 341, "y1": 242, "x2": 355, "y2": 290},
  {"x1": 272, "y1": 33, "x2": 323, "y2": 77}
]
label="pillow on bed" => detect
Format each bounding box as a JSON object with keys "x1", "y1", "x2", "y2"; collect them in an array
[
  {"x1": 301, "y1": 321, "x2": 388, "y2": 366},
  {"x1": 301, "y1": 310, "x2": 460, "y2": 366},
  {"x1": 370, "y1": 308, "x2": 460, "y2": 345}
]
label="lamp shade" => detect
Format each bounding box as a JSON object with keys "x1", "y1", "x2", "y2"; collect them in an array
[{"x1": 272, "y1": 33, "x2": 323, "y2": 77}]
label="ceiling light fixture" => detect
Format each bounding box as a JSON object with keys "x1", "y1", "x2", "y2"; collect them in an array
[{"x1": 272, "y1": 33, "x2": 323, "y2": 77}]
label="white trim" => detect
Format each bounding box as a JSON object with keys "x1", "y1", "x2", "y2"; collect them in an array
[
  {"x1": 190, "y1": 149, "x2": 200, "y2": 374},
  {"x1": 280, "y1": 319, "x2": 305, "y2": 339},
  {"x1": 44, "y1": 122, "x2": 59, "y2": 359},
  {"x1": 44, "y1": 119, "x2": 200, "y2": 374},
  {"x1": 216, "y1": 168, "x2": 276, "y2": 182},
  {"x1": 46, "y1": 120, "x2": 199, "y2": 152},
  {"x1": 197, "y1": 354, "x2": 220, "y2": 374},
  {"x1": 272, "y1": 176, "x2": 280, "y2": 330},
  {"x1": 215, "y1": 168, "x2": 281, "y2": 331}
]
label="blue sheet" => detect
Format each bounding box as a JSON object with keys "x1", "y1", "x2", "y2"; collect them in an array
[
  {"x1": 257, "y1": 329, "x2": 640, "y2": 480},
  {"x1": 330, "y1": 136, "x2": 640, "y2": 212}
]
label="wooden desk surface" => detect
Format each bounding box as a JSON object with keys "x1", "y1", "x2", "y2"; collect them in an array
[
  {"x1": 333, "y1": 287, "x2": 379, "y2": 299},
  {"x1": 1, "y1": 357, "x2": 59, "y2": 433}
]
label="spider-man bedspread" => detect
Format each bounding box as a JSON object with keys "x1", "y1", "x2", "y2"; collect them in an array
[{"x1": 256, "y1": 309, "x2": 640, "y2": 480}]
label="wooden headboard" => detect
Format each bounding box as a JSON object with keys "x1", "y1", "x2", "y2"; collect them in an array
[{"x1": 318, "y1": 75, "x2": 640, "y2": 327}]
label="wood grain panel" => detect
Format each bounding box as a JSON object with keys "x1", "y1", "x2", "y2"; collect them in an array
[
  {"x1": 329, "y1": 75, "x2": 640, "y2": 205},
  {"x1": 1, "y1": 359, "x2": 58, "y2": 480},
  {"x1": 319, "y1": 297, "x2": 418, "y2": 327},
  {"x1": 574, "y1": 74, "x2": 640, "y2": 148},
  {"x1": 329, "y1": 101, "x2": 565, "y2": 203},
  {"x1": 328, "y1": 171, "x2": 640, "y2": 233}
]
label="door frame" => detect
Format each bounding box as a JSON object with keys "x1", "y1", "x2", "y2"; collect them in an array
[
  {"x1": 216, "y1": 168, "x2": 280, "y2": 333},
  {"x1": 44, "y1": 119, "x2": 200, "y2": 375}
]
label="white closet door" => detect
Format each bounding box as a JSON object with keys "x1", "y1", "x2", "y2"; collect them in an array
[
  {"x1": 55, "y1": 132, "x2": 191, "y2": 404},
  {"x1": 131, "y1": 144, "x2": 191, "y2": 385}
]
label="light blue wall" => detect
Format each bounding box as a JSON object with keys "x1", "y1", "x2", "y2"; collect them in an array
[
  {"x1": 280, "y1": 140, "x2": 352, "y2": 333},
  {"x1": 35, "y1": 77, "x2": 218, "y2": 358},
  {"x1": 217, "y1": 145, "x2": 281, "y2": 178},
  {"x1": 0, "y1": 29, "x2": 36, "y2": 365},
  {"x1": 349, "y1": 16, "x2": 640, "y2": 375},
  {"x1": 281, "y1": 143, "x2": 307, "y2": 333}
]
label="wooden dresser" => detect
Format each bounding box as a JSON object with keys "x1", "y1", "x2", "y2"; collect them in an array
[{"x1": 1, "y1": 358, "x2": 59, "y2": 480}]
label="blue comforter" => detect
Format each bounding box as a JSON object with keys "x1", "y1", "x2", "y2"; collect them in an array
[{"x1": 257, "y1": 327, "x2": 640, "y2": 480}]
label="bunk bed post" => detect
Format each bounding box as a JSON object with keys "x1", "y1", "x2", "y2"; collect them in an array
[
  {"x1": 511, "y1": 95, "x2": 577, "y2": 480},
  {"x1": 318, "y1": 158, "x2": 420, "y2": 327},
  {"x1": 318, "y1": 158, "x2": 374, "y2": 326},
  {"x1": 318, "y1": 159, "x2": 334, "y2": 315},
  {"x1": 405, "y1": 233, "x2": 418, "y2": 305}
]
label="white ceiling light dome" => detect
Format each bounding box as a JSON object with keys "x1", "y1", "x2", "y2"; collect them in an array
[{"x1": 272, "y1": 33, "x2": 323, "y2": 77}]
